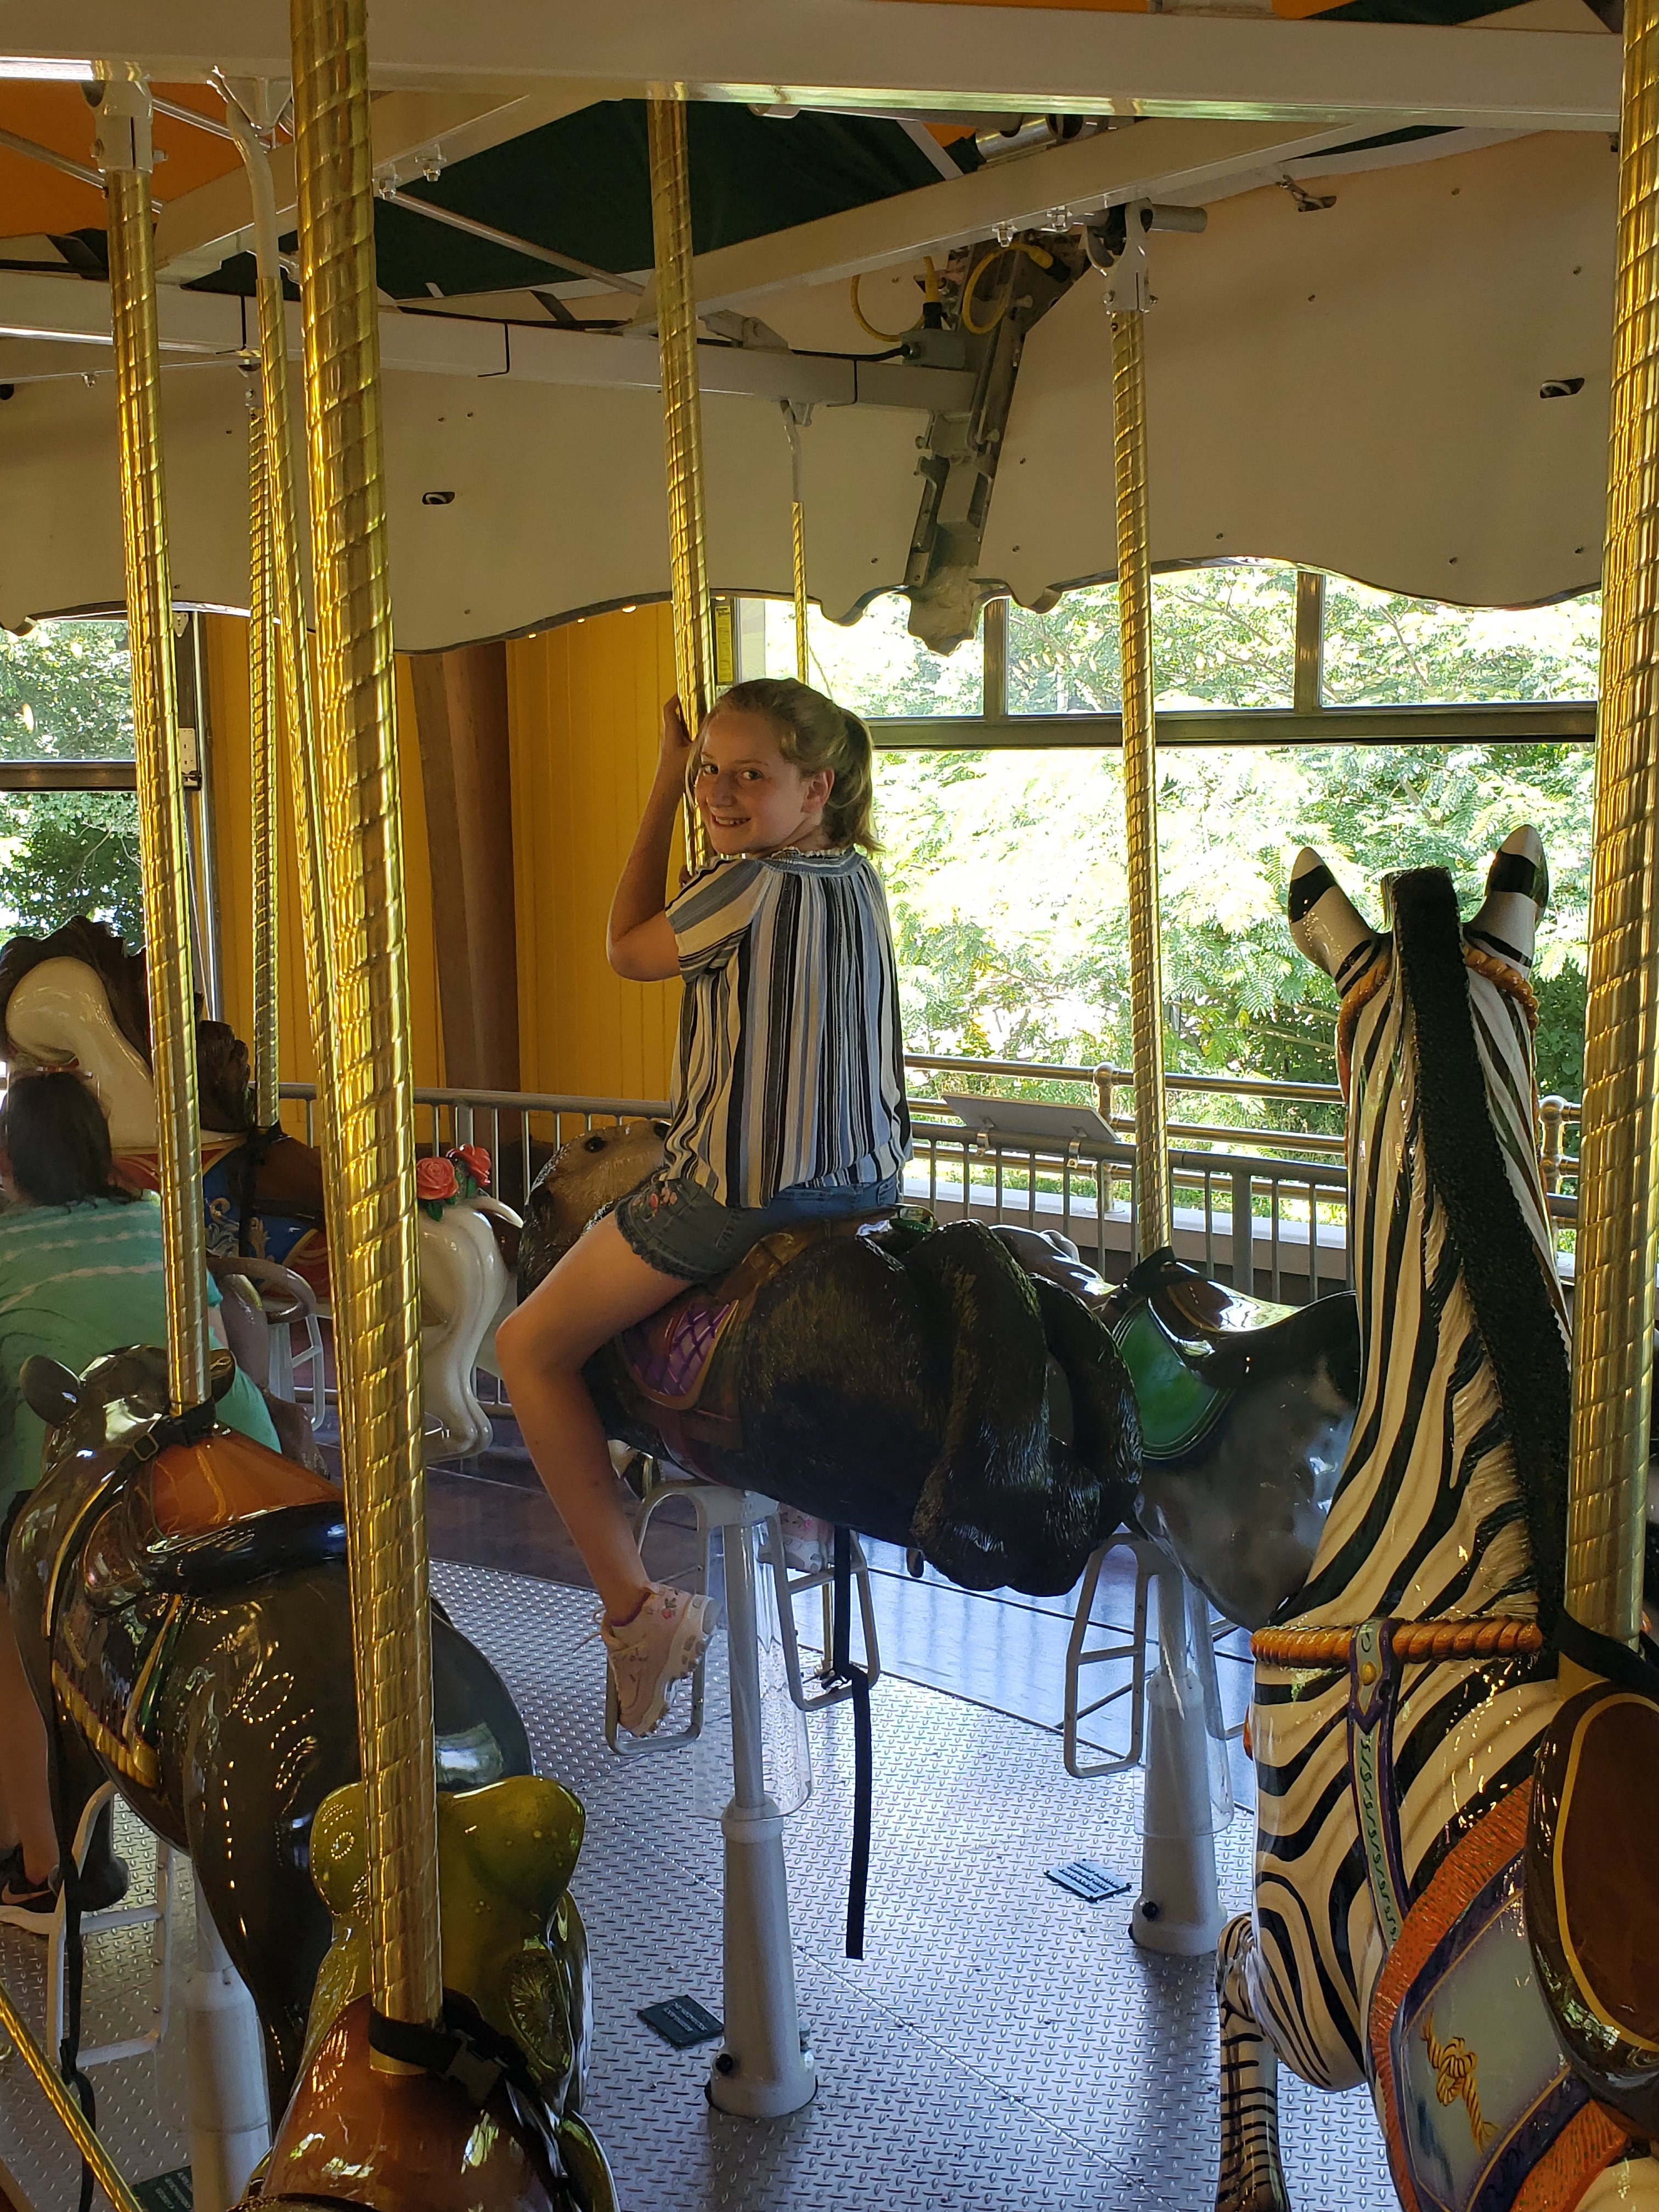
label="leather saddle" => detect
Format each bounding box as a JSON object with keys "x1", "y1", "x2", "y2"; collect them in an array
[
  {"x1": 52, "y1": 1427, "x2": 343, "y2": 1790},
  {"x1": 1108, "y1": 1249, "x2": 1358, "y2": 1395},
  {"x1": 616, "y1": 1206, "x2": 909, "y2": 1471}
]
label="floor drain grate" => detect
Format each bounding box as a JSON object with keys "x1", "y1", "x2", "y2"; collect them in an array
[
  {"x1": 639, "y1": 1996, "x2": 724, "y2": 2050},
  {"x1": 1046, "y1": 1860, "x2": 1131, "y2": 1903}
]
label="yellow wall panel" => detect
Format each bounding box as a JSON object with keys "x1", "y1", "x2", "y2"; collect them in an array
[
  {"x1": 204, "y1": 614, "x2": 445, "y2": 1133},
  {"x1": 506, "y1": 606, "x2": 683, "y2": 1104}
]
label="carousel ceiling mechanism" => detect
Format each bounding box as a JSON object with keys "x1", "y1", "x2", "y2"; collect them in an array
[{"x1": 0, "y1": 0, "x2": 1628, "y2": 643}]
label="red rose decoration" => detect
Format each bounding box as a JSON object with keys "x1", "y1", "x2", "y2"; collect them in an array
[
  {"x1": 449, "y1": 1143, "x2": 492, "y2": 1190},
  {"x1": 416, "y1": 1155, "x2": 459, "y2": 1204}
]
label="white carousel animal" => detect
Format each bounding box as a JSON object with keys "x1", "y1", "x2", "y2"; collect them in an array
[{"x1": 419, "y1": 1185, "x2": 518, "y2": 1461}]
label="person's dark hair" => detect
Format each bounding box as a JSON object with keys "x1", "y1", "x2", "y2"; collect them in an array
[
  {"x1": 0, "y1": 1070, "x2": 138, "y2": 1207},
  {"x1": 709, "y1": 677, "x2": 879, "y2": 851}
]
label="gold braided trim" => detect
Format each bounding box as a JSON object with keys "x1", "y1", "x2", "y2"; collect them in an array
[
  {"x1": 1462, "y1": 943, "x2": 1539, "y2": 1030},
  {"x1": 1334, "y1": 942, "x2": 1539, "y2": 1103},
  {"x1": 1251, "y1": 1618, "x2": 1544, "y2": 1668}
]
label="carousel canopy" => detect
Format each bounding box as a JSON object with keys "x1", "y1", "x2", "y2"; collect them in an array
[{"x1": 0, "y1": 0, "x2": 1621, "y2": 648}]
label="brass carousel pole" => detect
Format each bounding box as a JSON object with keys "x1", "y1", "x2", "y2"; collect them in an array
[
  {"x1": 289, "y1": 0, "x2": 442, "y2": 2042},
  {"x1": 221, "y1": 86, "x2": 339, "y2": 1125},
  {"x1": 647, "y1": 93, "x2": 712, "y2": 866},
  {"x1": 245, "y1": 377, "x2": 281, "y2": 1130},
  {"x1": 782, "y1": 404, "x2": 811, "y2": 682},
  {"x1": 1565, "y1": 0, "x2": 1659, "y2": 1652},
  {"x1": 1109, "y1": 281, "x2": 1171, "y2": 1259},
  {"x1": 93, "y1": 67, "x2": 210, "y2": 1415}
]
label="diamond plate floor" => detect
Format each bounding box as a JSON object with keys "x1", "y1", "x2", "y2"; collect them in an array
[
  {"x1": 430, "y1": 1561, "x2": 1395, "y2": 2212},
  {"x1": 0, "y1": 1807, "x2": 194, "y2": 2211},
  {"x1": 0, "y1": 1562, "x2": 1397, "y2": 2211}
]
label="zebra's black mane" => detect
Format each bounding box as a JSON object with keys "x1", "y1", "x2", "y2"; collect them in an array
[{"x1": 1393, "y1": 866, "x2": 1569, "y2": 1637}]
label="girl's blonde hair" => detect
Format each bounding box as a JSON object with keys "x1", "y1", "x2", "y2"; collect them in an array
[{"x1": 710, "y1": 678, "x2": 879, "y2": 852}]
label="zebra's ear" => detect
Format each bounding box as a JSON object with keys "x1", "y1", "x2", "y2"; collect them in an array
[
  {"x1": 1466, "y1": 825, "x2": 1548, "y2": 974},
  {"x1": 1288, "y1": 848, "x2": 1376, "y2": 990}
]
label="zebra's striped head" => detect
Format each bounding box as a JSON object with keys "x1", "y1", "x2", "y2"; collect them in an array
[{"x1": 1284, "y1": 831, "x2": 1570, "y2": 1633}]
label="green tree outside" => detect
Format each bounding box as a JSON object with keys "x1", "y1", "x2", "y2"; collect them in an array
[
  {"x1": 0, "y1": 622, "x2": 143, "y2": 941},
  {"x1": 764, "y1": 572, "x2": 1598, "y2": 1130}
]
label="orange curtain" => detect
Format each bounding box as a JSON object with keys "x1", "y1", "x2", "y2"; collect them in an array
[
  {"x1": 505, "y1": 605, "x2": 684, "y2": 1104},
  {"x1": 204, "y1": 614, "x2": 445, "y2": 1135}
]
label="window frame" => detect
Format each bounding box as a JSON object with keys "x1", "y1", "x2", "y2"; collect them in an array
[{"x1": 733, "y1": 573, "x2": 1599, "y2": 751}]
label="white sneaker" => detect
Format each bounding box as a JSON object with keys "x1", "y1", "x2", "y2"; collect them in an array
[
  {"x1": 599, "y1": 1584, "x2": 720, "y2": 1737},
  {"x1": 776, "y1": 1504, "x2": 832, "y2": 1575}
]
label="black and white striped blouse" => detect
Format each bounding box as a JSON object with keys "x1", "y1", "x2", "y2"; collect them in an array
[{"x1": 662, "y1": 849, "x2": 912, "y2": 1209}]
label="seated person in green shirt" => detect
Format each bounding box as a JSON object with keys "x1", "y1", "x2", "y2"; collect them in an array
[{"x1": 0, "y1": 1068, "x2": 279, "y2": 1931}]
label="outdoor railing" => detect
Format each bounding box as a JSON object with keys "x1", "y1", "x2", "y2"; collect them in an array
[{"x1": 277, "y1": 1054, "x2": 1582, "y2": 1317}]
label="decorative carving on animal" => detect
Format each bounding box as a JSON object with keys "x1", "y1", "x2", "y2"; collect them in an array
[
  {"x1": 1214, "y1": 831, "x2": 1659, "y2": 2212},
  {"x1": 518, "y1": 1123, "x2": 1139, "y2": 1597},
  {"x1": 7, "y1": 1344, "x2": 545, "y2": 2113},
  {"x1": 251, "y1": 1773, "x2": 618, "y2": 2210},
  {"x1": 994, "y1": 1225, "x2": 1358, "y2": 1630}
]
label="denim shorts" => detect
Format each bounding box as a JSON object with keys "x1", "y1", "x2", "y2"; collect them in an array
[{"x1": 614, "y1": 1171, "x2": 901, "y2": 1283}]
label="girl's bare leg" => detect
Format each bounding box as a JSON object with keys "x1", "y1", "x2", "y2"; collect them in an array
[
  {"x1": 495, "y1": 1214, "x2": 689, "y2": 1622},
  {"x1": 0, "y1": 1598, "x2": 57, "y2": 1886}
]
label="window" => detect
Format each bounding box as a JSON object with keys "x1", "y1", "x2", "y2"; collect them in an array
[
  {"x1": 0, "y1": 620, "x2": 143, "y2": 940},
  {"x1": 733, "y1": 565, "x2": 1599, "y2": 1110},
  {"x1": 745, "y1": 591, "x2": 985, "y2": 719}
]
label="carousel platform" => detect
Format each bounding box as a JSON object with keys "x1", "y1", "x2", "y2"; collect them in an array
[{"x1": 0, "y1": 1553, "x2": 1395, "y2": 2212}]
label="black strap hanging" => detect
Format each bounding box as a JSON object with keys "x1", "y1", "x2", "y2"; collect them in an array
[{"x1": 826, "y1": 1525, "x2": 873, "y2": 1960}]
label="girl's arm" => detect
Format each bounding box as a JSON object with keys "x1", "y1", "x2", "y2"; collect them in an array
[{"x1": 608, "y1": 697, "x2": 696, "y2": 981}]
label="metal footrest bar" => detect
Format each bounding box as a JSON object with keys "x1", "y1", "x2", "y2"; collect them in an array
[
  {"x1": 48, "y1": 1782, "x2": 173, "y2": 2069},
  {"x1": 759, "y1": 1520, "x2": 882, "y2": 1713},
  {"x1": 1063, "y1": 1532, "x2": 1164, "y2": 1779}
]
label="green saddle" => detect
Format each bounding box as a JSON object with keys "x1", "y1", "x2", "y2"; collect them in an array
[{"x1": 1109, "y1": 1252, "x2": 1357, "y2": 1462}]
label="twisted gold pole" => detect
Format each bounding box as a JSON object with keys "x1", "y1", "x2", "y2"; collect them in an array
[
  {"x1": 94, "y1": 69, "x2": 210, "y2": 1414},
  {"x1": 648, "y1": 94, "x2": 712, "y2": 866},
  {"x1": 222, "y1": 88, "x2": 338, "y2": 1125},
  {"x1": 1566, "y1": 0, "x2": 1659, "y2": 1649},
  {"x1": 290, "y1": 0, "x2": 441, "y2": 2035},
  {"x1": 1110, "y1": 308, "x2": 1170, "y2": 1259},
  {"x1": 783, "y1": 405, "x2": 810, "y2": 682},
  {"x1": 246, "y1": 378, "x2": 281, "y2": 1129}
]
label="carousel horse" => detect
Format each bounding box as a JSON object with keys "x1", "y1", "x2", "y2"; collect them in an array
[
  {"x1": 518, "y1": 1132, "x2": 1139, "y2": 1596},
  {"x1": 7, "y1": 1343, "x2": 554, "y2": 2114},
  {"x1": 992, "y1": 1226, "x2": 1358, "y2": 1629},
  {"x1": 1213, "y1": 831, "x2": 1659, "y2": 2212},
  {"x1": 0, "y1": 917, "x2": 519, "y2": 1462},
  {"x1": 521, "y1": 1125, "x2": 1356, "y2": 1621}
]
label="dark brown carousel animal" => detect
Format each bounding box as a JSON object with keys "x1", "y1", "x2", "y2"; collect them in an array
[
  {"x1": 522, "y1": 1123, "x2": 1358, "y2": 1619},
  {"x1": 518, "y1": 1127, "x2": 1139, "y2": 1596},
  {"x1": 8, "y1": 1344, "x2": 545, "y2": 2114}
]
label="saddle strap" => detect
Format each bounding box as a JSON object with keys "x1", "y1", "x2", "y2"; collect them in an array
[{"x1": 1348, "y1": 1618, "x2": 1409, "y2": 1949}]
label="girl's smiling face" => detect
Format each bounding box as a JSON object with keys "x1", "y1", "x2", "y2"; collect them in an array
[{"x1": 695, "y1": 708, "x2": 834, "y2": 856}]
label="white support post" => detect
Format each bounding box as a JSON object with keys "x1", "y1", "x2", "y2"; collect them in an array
[
  {"x1": 1132, "y1": 1564, "x2": 1226, "y2": 1956},
  {"x1": 708, "y1": 1495, "x2": 818, "y2": 2117},
  {"x1": 184, "y1": 1905, "x2": 271, "y2": 2212}
]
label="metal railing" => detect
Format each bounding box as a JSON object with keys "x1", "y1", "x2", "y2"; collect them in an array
[{"x1": 278, "y1": 1054, "x2": 1582, "y2": 1304}]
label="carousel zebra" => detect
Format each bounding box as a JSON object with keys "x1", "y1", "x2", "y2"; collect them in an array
[{"x1": 1215, "y1": 830, "x2": 1659, "y2": 2212}]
